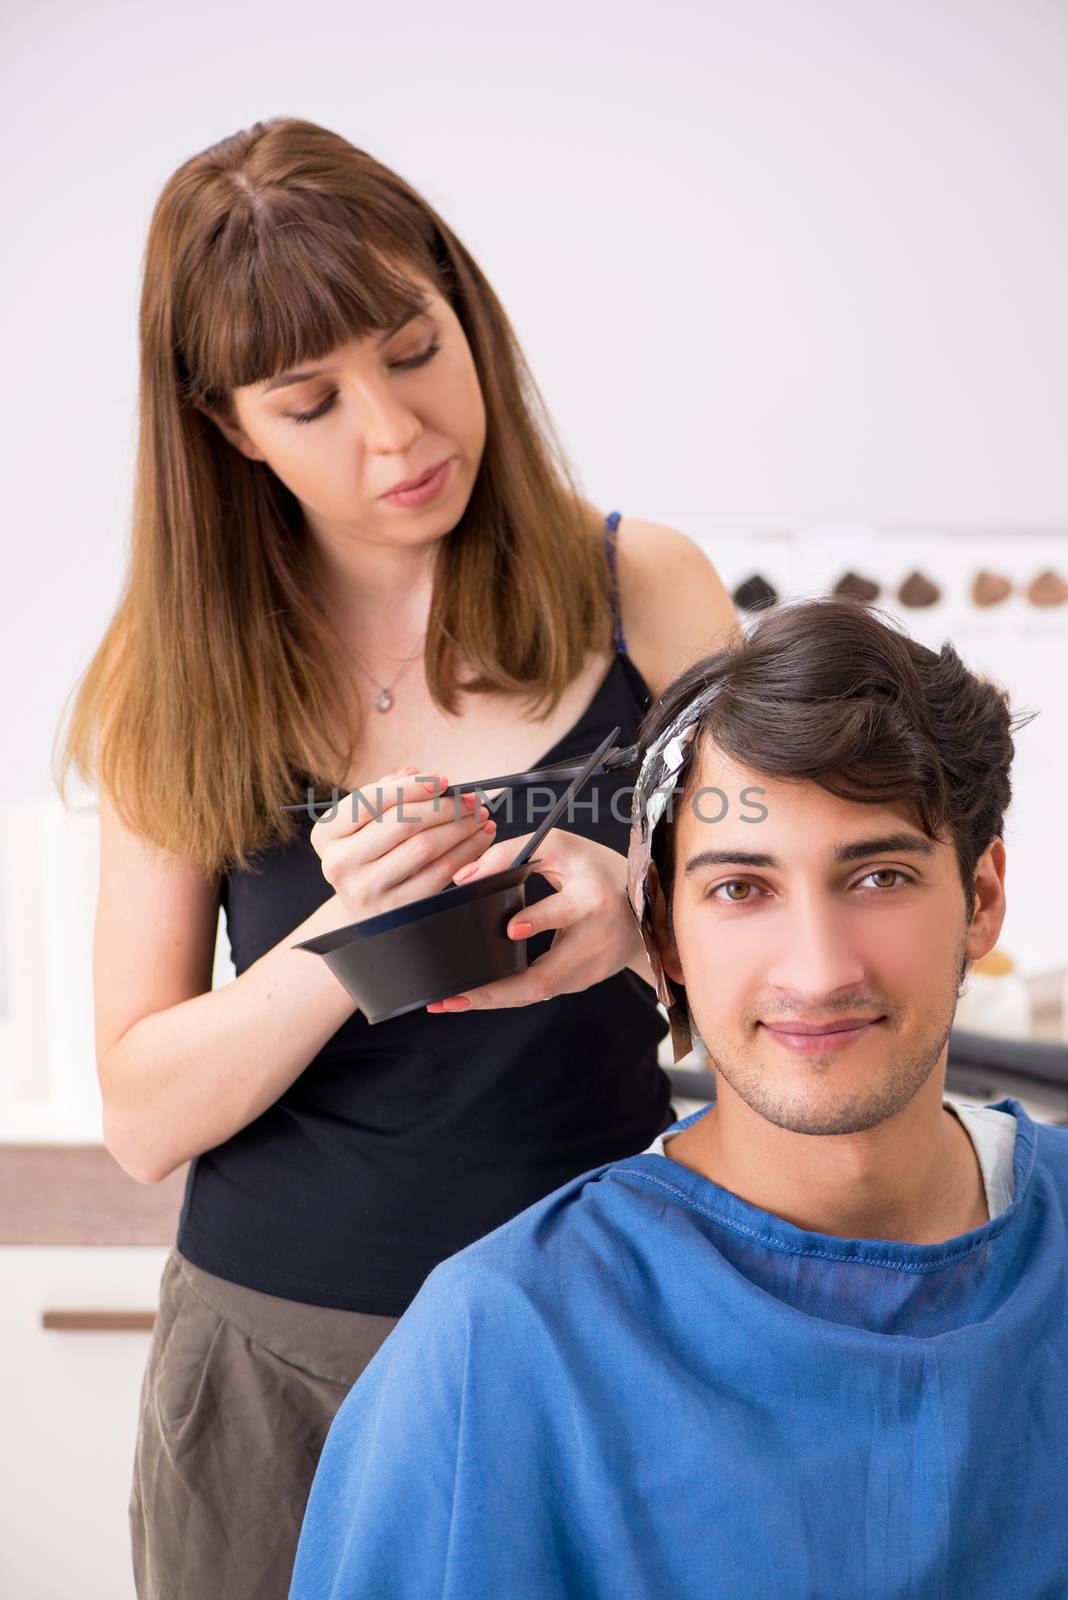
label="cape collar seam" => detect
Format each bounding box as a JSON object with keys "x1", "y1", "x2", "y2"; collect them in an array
[{"x1": 626, "y1": 1163, "x2": 1023, "y2": 1274}]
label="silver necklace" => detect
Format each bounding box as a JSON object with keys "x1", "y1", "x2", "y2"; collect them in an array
[{"x1": 346, "y1": 632, "x2": 427, "y2": 712}]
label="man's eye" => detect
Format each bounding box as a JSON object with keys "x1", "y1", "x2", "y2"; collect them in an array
[
  {"x1": 710, "y1": 880, "x2": 759, "y2": 903},
  {"x1": 858, "y1": 868, "x2": 910, "y2": 891},
  {"x1": 707, "y1": 870, "x2": 912, "y2": 903}
]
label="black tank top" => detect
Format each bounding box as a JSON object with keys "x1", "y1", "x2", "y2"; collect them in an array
[{"x1": 176, "y1": 510, "x2": 673, "y2": 1314}]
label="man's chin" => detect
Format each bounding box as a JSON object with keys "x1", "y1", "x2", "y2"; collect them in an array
[{"x1": 705, "y1": 1019, "x2": 951, "y2": 1138}]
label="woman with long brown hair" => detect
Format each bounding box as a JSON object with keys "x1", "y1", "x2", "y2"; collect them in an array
[{"x1": 55, "y1": 116, "x2": 737, "y2": 1597}]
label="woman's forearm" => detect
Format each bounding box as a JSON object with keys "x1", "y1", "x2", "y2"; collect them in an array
[{"x1": 101, "y1": 891, "x2": 361, "y2": 1184}]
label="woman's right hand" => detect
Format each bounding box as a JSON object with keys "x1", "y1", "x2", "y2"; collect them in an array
[{"x1": 308, "y1": 766, "x2": 498, "y2": 922}]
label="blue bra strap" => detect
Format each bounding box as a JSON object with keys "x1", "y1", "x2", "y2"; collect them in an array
[{"x1": 603, "y1": 509, "x2": 628, "y2": 656}]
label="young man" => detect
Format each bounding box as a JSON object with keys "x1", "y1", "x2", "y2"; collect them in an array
[{"x1": 289, "y1": 599, "x2": 1068, "y2": 1600}]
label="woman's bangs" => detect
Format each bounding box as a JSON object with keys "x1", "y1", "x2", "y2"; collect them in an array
[{"x1": 182, "y1": 207, "x2": 434, "y2": 402}]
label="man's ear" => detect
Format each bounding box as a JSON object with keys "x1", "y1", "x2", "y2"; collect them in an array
[
  {"x1": 647, "y1": 860, "x2": 685, "y2": 987},
  {"x1": 965, "y1": 837, "x2": 1007, "y2": 963},
  {"x1": 192, "y1": 397, "x2": 268, "y2": 463}
]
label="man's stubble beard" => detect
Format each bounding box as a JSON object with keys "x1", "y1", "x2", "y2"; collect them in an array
[{"x1": 689, "y1": 932, "x2": 971, "y2": 1138}]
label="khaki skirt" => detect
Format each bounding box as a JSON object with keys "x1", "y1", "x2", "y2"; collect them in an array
[{"x1": 130, "y1": 1247, "x2": 399, "y2": 1600}]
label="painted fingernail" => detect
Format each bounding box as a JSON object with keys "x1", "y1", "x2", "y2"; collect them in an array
[
  {"x1": 482, "y1": 818, "x2": 496, "y2": 832},
  {"x1": 454, "y1": 863, "x2": 478, "y2": 883},
  {"x1": 510, "y1": 921, "x2": 533, "y2": 938}
]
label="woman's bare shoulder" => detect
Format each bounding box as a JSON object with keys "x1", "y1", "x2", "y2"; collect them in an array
[{"x1": 610, "y1": 514, "x2": 740, "y2": 700}]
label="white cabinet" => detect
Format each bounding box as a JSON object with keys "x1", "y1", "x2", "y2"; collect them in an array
[{"x1": 0, "y1": 1246, "x2": 170, "y2": 1600}]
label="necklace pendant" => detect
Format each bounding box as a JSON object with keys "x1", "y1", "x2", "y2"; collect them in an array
[{"x1": 373, "y1": 688, "x2": 394, "y2": 713}]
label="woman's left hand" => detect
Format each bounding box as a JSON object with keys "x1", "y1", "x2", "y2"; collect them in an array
[{"x1": 426, "y1": 828, "x2": 652, "y2": 1012}]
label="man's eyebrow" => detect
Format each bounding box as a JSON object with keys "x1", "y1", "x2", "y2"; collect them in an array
[
  {"x1": 683, "y1": 832, "x2": 938, "y2": 876},
  {"x1": 260, "y1": 310, "x2": 429, "y2": 392}
]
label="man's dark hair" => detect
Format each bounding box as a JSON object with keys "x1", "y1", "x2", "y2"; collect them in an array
[{"x1": 637, "y1": 597, "x2": 1035, "y2": 955}]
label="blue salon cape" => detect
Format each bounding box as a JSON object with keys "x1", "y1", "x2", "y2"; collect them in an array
[{"x1": 290, "y1": 1099, "x2": 1068, "y2": 1599}]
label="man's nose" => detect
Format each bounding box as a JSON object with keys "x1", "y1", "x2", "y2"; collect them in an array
[{"x1": 763, "y1": 896, "x2": 866, "y2": 1003}]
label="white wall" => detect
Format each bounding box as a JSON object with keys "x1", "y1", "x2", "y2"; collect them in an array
[{"x1": 1, "y1": 0, "x2": 1066, "y2": 1016}]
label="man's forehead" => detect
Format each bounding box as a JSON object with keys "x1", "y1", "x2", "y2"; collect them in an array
[
  {"x1": 685, "y1": 740, "x2": 762, "y2": 794},
  {"x1": 682, "y1": 738, "x2": 808, "y2": 809},
  {"x1": 677, "y1": 740, "x2": 941, "y2": 865}
]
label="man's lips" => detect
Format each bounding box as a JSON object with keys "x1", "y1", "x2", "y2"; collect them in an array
[
  {"x1": 760, "y1": 1017, "x2": 885, "y2": 1055},
  {"x1": 764, "y1": 1016, "x2": 884, "y2": 1035}
]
